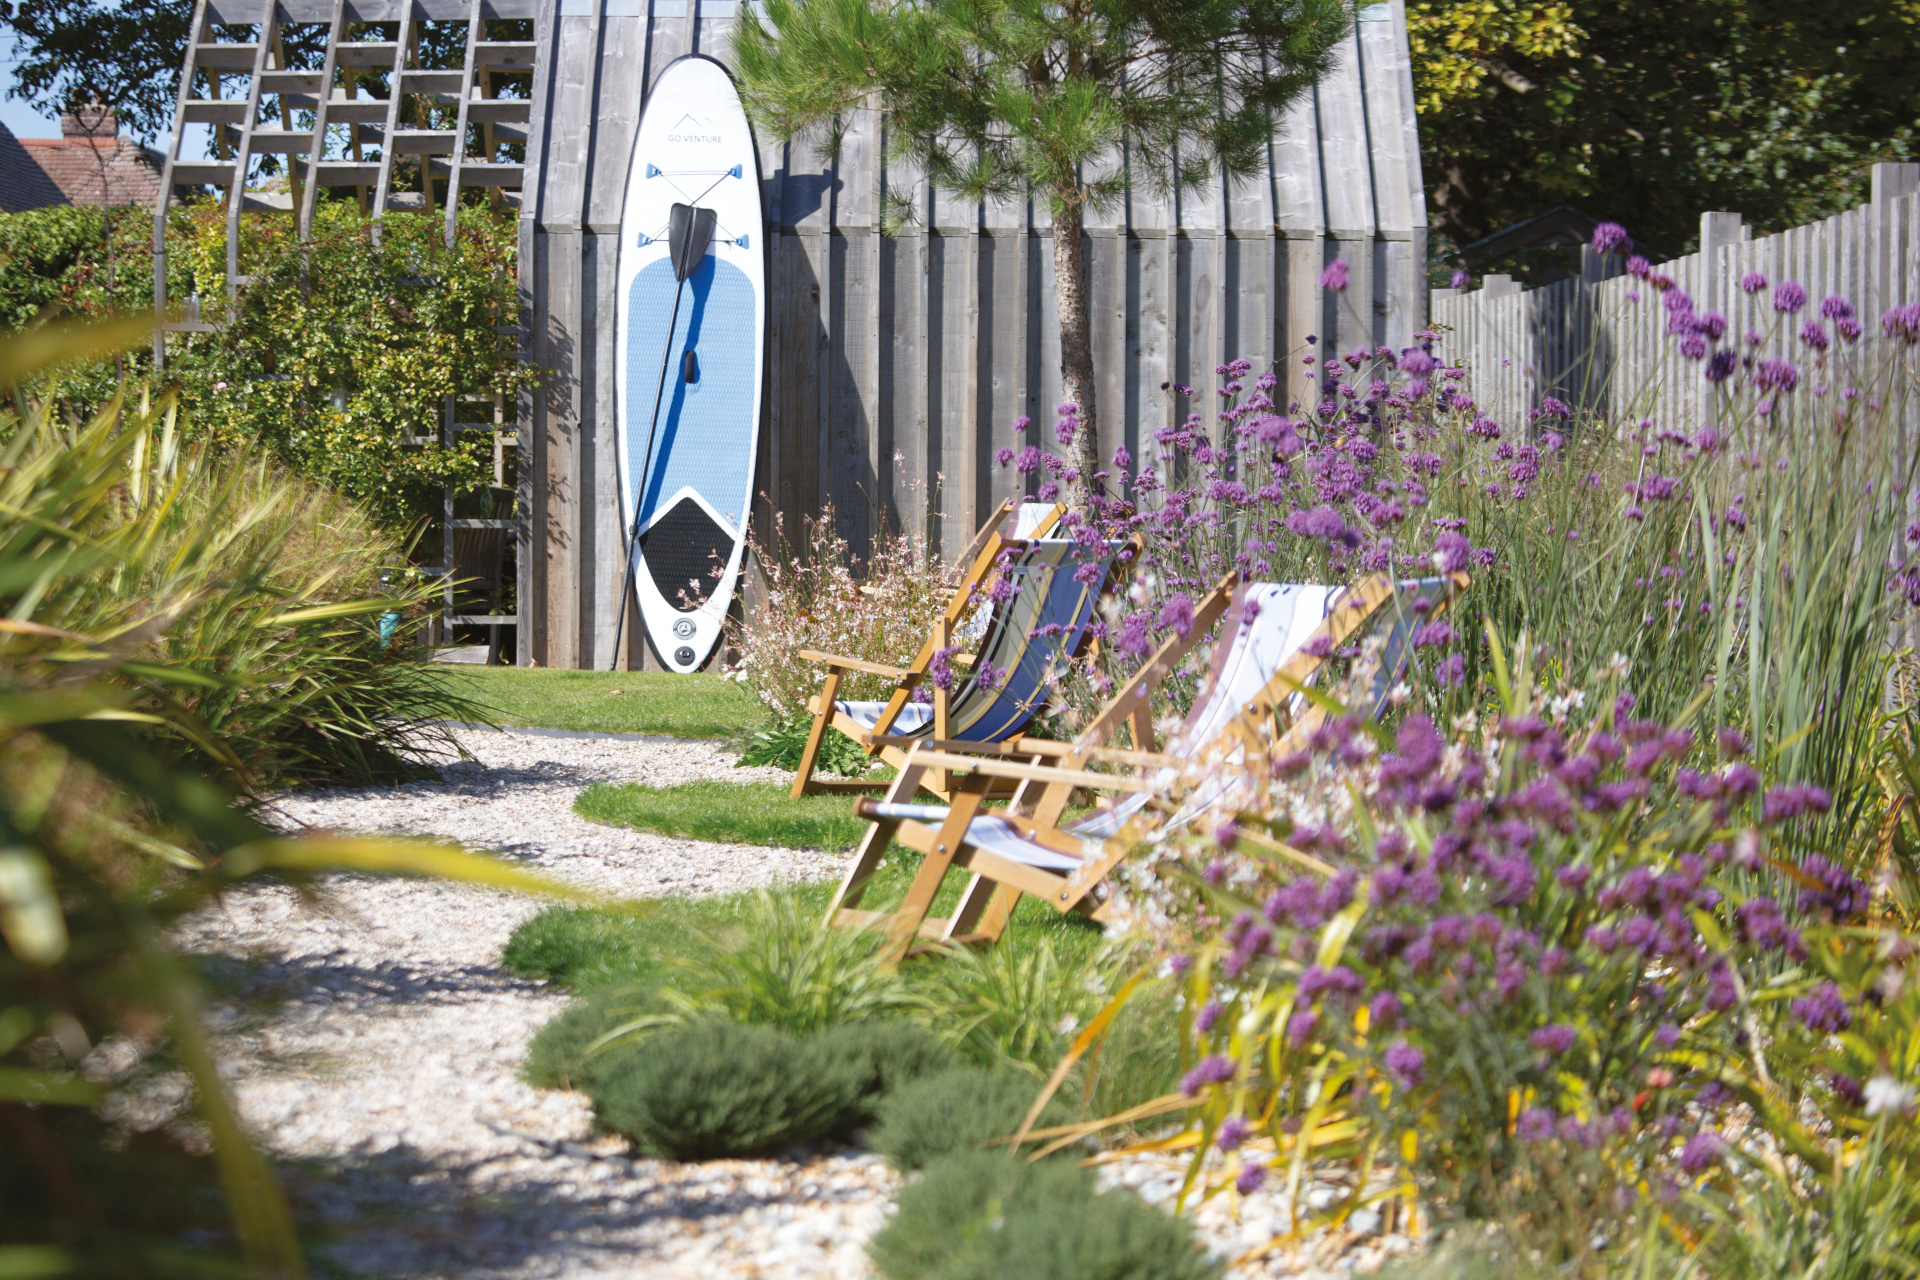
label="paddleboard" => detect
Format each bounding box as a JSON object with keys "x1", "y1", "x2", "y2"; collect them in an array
[{"x1": 615, "y1": 54, "x2": 765, "y2": 673}]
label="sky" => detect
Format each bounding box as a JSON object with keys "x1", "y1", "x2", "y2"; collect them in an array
[
  {"x1": 2, "y1": 27, "x2": 214, "y2": 159},
  {"x1": 1, "y1": 29, "x2": 64, "y2": 139}
]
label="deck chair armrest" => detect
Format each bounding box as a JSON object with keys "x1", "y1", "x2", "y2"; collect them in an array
[
  {"x1": 797, "y1": 650, "x2": 910, "y2": 680},
  {"x1": 903, "y1": 749, "x2": 1158, "y2": 794},
  {"x1": 872, "y1": 735, "x2": 1186, "y2": 770}
]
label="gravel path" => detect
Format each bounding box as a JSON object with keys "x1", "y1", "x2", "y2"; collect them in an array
[
  {"x1": 171, "y1": 727, "x2": 1414, "y2": 1279},
  {"x1": 175, "y1": 728, "x2": 891, "y2": 1279}
]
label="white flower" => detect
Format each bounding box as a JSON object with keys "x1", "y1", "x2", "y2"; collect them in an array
[
  {"x1": 1864, "y1": 1075, "x2": 1916, "y2": 1117},
  {"x1": 1602, "y1": 652, "x2": 1632, "y2": 681},
  {"x1": 1388, "y1": 681, "x2": 1412, "y2": 707},
  {"x1": 1054, "y1": 1014, "x2": 1081, "y2": 1035},
  {"x1": 1547, "y1": 689, "x2": 1587, "y2": 722},
  {"x1": 1451, "y1": 709, "x2": 1479, "y2": 736}
]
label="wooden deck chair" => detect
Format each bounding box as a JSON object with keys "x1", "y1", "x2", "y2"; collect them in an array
[
  {"x1": 791, "y1": 528, "x2": 1122, "y2": 801},
  {"x1": 789, "y1": 500, "x2": 1062, "y2": 797},
  {"x1": 828, "y1": 572, "x2": 1470, "y2": 961}
]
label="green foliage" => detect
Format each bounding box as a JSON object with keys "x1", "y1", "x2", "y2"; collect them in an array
[
  {"x1": 869, "y1": 1066, "x2": 1074, "y2": 1171},
  {"x1": 736, "y1": 714, "x2": 871, "y2": 775},
  {"x1": 735, "y1": 0, "x2": 1349, "y2": 219},
  {"x1": 526, "y1": 988, "x2": 647, "y2": 1092},
  {"x1": 0, "y1": 201, "x2": 528, "y2": 532},
  {"x1": 1077, "y1": 981, "x2": 1186, "y2": 1133},
  {"x1": 905, "y1": 934, "x2": 1116, "y2": 1071},
  {"x1": 576, "y1": 779, "x2": 871, "y2": 851},
  {"x1": 1409, "y1": 0, "x2": 1920, "y2": 264},
  {"x1": 0, "y1": 0, "x2": 201, "y2": 140},
  {"x1": 820, "y1": 1018, "x2": 959, "y2": 1102},
  {"x1": 446, "y1": 666, "x2": 768, "y2": 738},
  {"x1": 507, "y1": 872, "x2": 1129, "y2": 1114},
  {"x1": 502, "y1": 902, "x2": 668, "y2": 988},
  {"x1": 610, "y1": 890, "x2": 919, "y2": 1039},
  {"x1": 868, "y1": 1151, "x2": 1221, "y2": 1280},
  {"x1": 165, "y1": 202, "x2": 531, "y2": 529}
]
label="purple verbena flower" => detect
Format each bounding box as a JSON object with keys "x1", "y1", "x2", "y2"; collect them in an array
[
  {"x1": 1182, "y1": 1055, "x2": 1238, "y2": 1095},
  {"x1": 1773, "y1": 280, "x2": 1808, "y2": 313},
  {"x1": 1516, "y1": 1107, "x2": 1556, "y2": 1142},
  {"x1": 1383, "y1": 1041, "x2": 1424, "y2": 1088},
  {"x1": 1678, "y1": 1131, "x2": 1724, "y2": 1175},
  {"x1": 1217, "y1": 1115, "x2": 1253, "y2": 1151},
  {"x1": 1590, "y1": 222, "x2": 1631, "y2": 254},
  {"x1": 1528, "y1": 1023, "x2": 1578, "y2": 1056}
]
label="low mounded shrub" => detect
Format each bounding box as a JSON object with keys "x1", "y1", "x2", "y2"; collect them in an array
[
  {"x1": 590, "y1": 1017, "x2": 951, "y2": 1159},
  {"x1": 592, "y1": 1019, "x2": 861, "y2": 1159},
  {"x1": 867, "y1": 1150, "x2": 1221, "y2": 1280},
  {"x1": 524, "y1": 986, "x2": 657, "y2": 1092},
  {"x1": 869, "y1": 1066, "x2": 1075, "y2": 1170},
  {"x1": 818, "y1": 1019, "x2": 957, "y2": 1110}
]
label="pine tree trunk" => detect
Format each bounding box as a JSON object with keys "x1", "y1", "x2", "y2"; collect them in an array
[{"x1": 1051, "y1": 198, "x2": 1101, "y2": 509}]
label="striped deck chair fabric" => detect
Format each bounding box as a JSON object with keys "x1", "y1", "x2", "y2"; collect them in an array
[{"x1": 832, "y1": 537, "x2": 1119, "y2": 747}]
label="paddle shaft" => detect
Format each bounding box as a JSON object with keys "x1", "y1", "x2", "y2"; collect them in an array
[{"x1": 610, "y1": 275, "x2": 687, "y2": 670}]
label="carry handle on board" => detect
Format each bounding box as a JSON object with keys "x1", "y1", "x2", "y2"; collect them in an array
[{"x1": 611, "y1": 202, "x2": 719, "y2": 670}]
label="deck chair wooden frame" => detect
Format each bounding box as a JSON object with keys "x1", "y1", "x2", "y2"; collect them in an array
[
  {"x1": 788, "y1": 501, "x2": 1074, "y2": 800},
  {"x1": 828, "y1": 571, "x2": 1470, "y2": 963}
]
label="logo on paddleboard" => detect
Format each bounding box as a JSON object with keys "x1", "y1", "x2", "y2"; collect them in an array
[{"x1": 668, "y1": 113, "x2": 723, "y2": 143}]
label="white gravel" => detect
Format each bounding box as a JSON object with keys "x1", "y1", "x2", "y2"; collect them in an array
[{"x1": 174, "y1": 727, "x2": 886, "y2": 1279}]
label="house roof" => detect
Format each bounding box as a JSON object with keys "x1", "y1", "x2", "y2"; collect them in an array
[
  {"x1": 7, "y1": 107, "x2": 169, "y2": 210},
  {"x1": 0, "y1": 121, "x2": 71, "y2": 213}
]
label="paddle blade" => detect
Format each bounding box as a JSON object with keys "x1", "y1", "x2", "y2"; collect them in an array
[{"x1": 668, "y1": 202, "x2": 719, "y2": 282}]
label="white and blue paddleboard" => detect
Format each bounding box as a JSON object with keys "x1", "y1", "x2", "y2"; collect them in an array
[{"x1": 615, "y1": 55, "x2": 765, "y2": 673}]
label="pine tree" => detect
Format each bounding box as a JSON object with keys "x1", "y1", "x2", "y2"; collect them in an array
[{"x1": 733, "y1": 0, "x2": 1350, "y2": 509}]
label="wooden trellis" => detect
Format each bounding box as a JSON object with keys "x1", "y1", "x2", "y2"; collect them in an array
[{"x1": 151, "y1": 0, "x2": 539, "y2": 648}]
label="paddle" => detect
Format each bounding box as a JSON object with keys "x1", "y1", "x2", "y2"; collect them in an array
[{"x1": 612, "y1": 201, "x2": 718, "y2": 671}]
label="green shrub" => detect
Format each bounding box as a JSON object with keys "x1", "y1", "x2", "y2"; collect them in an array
[
  {"x1": 870, "y1": 1066, "x2": 1074, "y2": 1170},
  {"x1": 524, "y1": 989, "x2": 656, "y2": 1092},
  {"x1": 816, "y1": 1019, "x2": 957, "y2": 1108},
  {"x1": 868, "y1": 1150, "x2": 1221, "y2": 1280},
  {"x1": 592, "y1": 1018, "x2": 862, "y2": 1159},
  {"x1": 903, "y1": 935, "x2": 1117, "y2": 1069},
  {"x1": 1077, "y1": 981, "x2": 1185, "y2": 1133},
  {"x1": 673, "y1": 890, "x2": 916, "y2": 1035},
  {"x1": 0, "y1": 382, "x2": 486, "y2": 791},
  {"x1": 587, "y1": 1016, "x2": 950, "y2": 1157}
]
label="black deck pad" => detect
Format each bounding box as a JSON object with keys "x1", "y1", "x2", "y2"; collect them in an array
[{"x1": 640, "y1": 495, "x2": 728, "y2": 609}]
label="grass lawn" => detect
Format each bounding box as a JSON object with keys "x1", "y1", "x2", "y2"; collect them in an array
[
  {"x1": 575, "y1": 779, "x2": 866, "y2": 850},
  {"x1": 444, "y1": 666, "x2": 767, "y2": 739}
]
